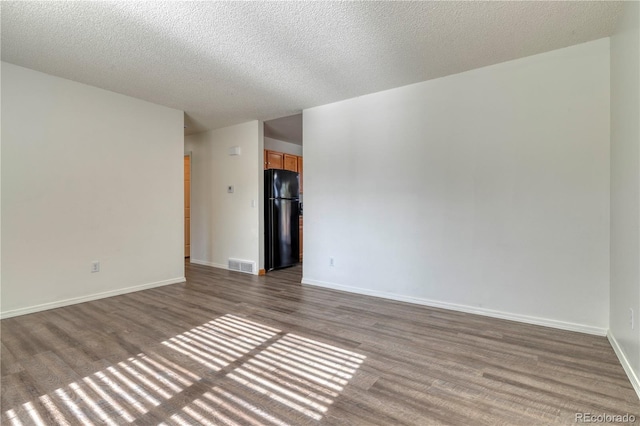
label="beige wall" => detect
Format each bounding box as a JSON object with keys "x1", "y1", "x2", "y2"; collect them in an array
[
  {"x1": 185, "y1": 121, "x2": 263, "y2": 272},
  {"x1": 1, "y1": 62, "x2": 185, "y2": 317},
  {"x1": 303, "y1": 39, "x2": 610, "y2": 335},
  {"x1": 264, "y1": 137, "x2": 303, "y2": 156},
  {"x1": 610, "y1": 0, "x2": 640, "y2": 398}
]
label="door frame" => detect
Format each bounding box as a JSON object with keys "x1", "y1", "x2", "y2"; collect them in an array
[{"x1": 184, "y1": 152, "x2": 192, "y2": 259}]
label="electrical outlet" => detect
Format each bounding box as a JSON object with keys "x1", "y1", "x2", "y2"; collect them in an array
[
  {"x1": 630, "y1": 308, "x2": 635, "y2": 329},
  {"x1": 329, "y1": 257, "x2": 334, "y2": 267},
  {"x1": 91, "y1": 261, "x2": 100, "y2": 273}
]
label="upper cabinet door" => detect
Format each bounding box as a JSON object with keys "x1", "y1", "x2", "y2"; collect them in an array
[
  {"x1": 283, "y1": 154, "x2": 298, "y2": 172},
  {"x1": 266, "y1": 150, "x2": 284, "y2": 169}
]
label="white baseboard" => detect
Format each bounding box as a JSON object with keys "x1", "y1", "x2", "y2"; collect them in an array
[
  {"x1": 189, "y1": 258, "x2": 228, "y2": 270},
  {"x1": 607, "y1": 331, "x2": 640, "y2": 400},
  {"x1": 0, "y1": 277, "x2": 186, "y2": 319},
  {"x1": 190, "y1": 258, "x2": 260, "y2": 275},
  {"x1": 301, "y1": 278, "x2": 608, "y2": 336}
]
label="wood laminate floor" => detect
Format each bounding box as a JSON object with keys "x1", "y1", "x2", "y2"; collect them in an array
[{"x1": 1, "y1": 262, "x2": 638, "y2": 425}]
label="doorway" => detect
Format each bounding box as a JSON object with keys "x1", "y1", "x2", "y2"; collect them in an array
[{"x1": 263, "y1": 114, "x2": 303, "y2": 269}]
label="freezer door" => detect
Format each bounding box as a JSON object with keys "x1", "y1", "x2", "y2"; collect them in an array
[
  {"x1": 265, "y1": 169, "x2": 299, "y2": 200},
  {"x1": 266, "y1": 199, "x2": 300, "y2": 270}
]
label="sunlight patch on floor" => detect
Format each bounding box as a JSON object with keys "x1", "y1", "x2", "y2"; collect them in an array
[{"x1": 2, "y1": 314, "x2": 365, "y2": 425}]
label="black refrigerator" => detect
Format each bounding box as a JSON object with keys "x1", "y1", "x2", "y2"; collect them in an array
[{"x1": 265, "y1": 169, "x2": 300, "y2": 271}]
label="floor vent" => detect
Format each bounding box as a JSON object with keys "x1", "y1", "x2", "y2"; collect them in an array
[{"x1": 228, "y1": 259, "x2": 255, "y2": 274}]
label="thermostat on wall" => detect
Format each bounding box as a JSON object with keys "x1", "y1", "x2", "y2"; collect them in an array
[{"x1": 228, "y1": 146, "x2": 241, "y2": 156}]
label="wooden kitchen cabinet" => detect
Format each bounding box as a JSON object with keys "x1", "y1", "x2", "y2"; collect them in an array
[
  {"x1": 299, "y1": 216, "x2": 303, "y2": 262},
  {"x1": 265, "y1": 150, "x2": 284, "y2": 169},
  {"x1": 283, "y1": 154, "x2": 298, "y2": 172}
]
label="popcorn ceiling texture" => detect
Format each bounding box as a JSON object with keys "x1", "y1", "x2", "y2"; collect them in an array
[{"x1": 1, "y1": 1, "x2": 623, "y2": 135}]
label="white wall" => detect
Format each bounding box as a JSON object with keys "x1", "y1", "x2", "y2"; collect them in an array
[
  {"x1": 1, "y1": 62, "x2": 185, "y2": 318},
  {"x1": 264, "y1": 137, "x2": 303, "y2": 156},
  {"x1": 303, "y1": 39, "x2": 610, "y2": 335},
  {"x1": 185, "y1": 121, "x2": 263, "y2": 272},
  {"x1": 610, "y1": 1, "x2": 640, "y2": 397}
]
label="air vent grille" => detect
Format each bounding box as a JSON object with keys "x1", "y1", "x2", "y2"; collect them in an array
[{"x1": 228, "y1": 258, "x2": 255, "y2": 274}]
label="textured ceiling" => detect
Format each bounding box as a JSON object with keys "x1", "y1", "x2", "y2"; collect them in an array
[{"x1": 1, "y1": 1, "x2": 623, "y2": 136}]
